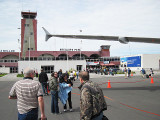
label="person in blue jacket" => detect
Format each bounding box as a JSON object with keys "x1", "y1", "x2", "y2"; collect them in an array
[
  {"x1": 59, "y1": 73, "x2": 73, "y2": 112},
  {"x1": 141, "y1": 68, "x2": 146, "y2": 78}
]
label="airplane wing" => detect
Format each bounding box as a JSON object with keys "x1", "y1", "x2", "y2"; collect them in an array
[
  {"x1": 50, "y1": 35, "x2": 160, "y2": 44},
  {"x1": 42, "y1": 27, "x2": 160, "y2": 44},
  {"x1": 50, "y1": 34, "x2": 118, "y2": 41},
  {"x1": 124, "y1": 37, "x2": 160, "y2": 44}
]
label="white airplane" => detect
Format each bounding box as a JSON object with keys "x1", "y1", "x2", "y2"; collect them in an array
[{"x1": 42, "y1": 27, "x2": 160, "y2": 44}]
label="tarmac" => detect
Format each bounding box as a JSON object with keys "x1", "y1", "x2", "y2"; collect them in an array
[{"x1": 0, "y1": 72, "x2": 160, "y2": 120}]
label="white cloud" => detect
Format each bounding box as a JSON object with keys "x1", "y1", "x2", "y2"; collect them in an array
[{"x1": 0, "y1": 0, "x2": 160, "y2": 56}]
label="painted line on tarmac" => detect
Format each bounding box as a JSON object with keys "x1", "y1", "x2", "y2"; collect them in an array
[
  {"x1": 72, "y1": 92, "x2": 160, "y2": 117},
  {"x1": 72, "y1": 93, "x2": 80, "y2": 95},
  {"x1": 120, "y1": 103, "x2": 160, "y2": 117},
  {"x1": 104, "y1": 96, "x2": 113, "y2": 101}
]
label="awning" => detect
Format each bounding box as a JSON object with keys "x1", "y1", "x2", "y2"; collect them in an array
[
  {"x1": 100, "y1": 63, "x2": 115, "y2": 66},
  {"x1": 87, "y1": 62, "x2": 99, "y2": 65}
]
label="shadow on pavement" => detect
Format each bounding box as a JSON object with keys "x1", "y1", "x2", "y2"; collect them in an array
[{"x1": 72, "y1": 107, "x2": 80, "y2": 113}]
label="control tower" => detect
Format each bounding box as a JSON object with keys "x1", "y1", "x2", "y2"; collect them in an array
[
  {"x1": 100, "y1": 45, "x2": 110, "y2": 57},
  {"x1": 21, "y1": 11, "x2": 37, "y2": 58}
]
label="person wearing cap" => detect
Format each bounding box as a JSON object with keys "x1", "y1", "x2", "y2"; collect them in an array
[{"x1": 8, "y1": 67, "x2": 46, "y2": 120}]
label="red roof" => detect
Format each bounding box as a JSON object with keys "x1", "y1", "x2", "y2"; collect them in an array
[{"x1": 0, "y1": 52, "x2": 19, "y2": 59}]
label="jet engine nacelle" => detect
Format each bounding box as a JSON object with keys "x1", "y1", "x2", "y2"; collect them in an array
[{"x1": 118, "y1": 37, "x2": 129, "y2": 44}]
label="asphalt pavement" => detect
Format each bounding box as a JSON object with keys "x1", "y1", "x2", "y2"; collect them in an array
[{"x1": 0, "y1": 73, "x2": 160, "y2": 120}]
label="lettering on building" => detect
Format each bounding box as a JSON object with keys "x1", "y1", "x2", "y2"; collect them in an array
[
  {"x1": 60, "y1": 48, "x2": 80, "y2": 51},
  {"x1": 0, "y1": 50, "x2": 15, "y2": 52}
]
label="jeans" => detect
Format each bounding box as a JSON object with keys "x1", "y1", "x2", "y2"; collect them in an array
[
  {"x1": 51, "y1": 90, "x2": 59, "y2": 113},
  {"x1": 64, "y1": 91, "x2": 72, "y2": 109},
  {"x1": 18, "y1": 108, "x2": 38, "y2": 120},
  {"x1": 41, "y1": 82, "x2": 48, "y2": 94},
  {"x1": 92, "y1": 112, "x2": 103, "y2": 120}
]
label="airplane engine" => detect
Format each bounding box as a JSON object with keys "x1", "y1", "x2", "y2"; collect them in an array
[{"x1": 118, "y1": 37, "x2": 129, "y2": 44}]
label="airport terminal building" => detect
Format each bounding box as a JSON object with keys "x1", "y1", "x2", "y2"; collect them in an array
[{"x1": 0, "y1": 11, "x2": 120, "y2": 73}]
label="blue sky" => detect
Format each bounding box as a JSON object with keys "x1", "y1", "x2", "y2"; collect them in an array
[{"x1": 0, "y1": 0, "x2": 160, "y2": 56}]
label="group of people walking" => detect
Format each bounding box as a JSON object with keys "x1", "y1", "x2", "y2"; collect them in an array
[
  {"x1": 87, "y1": 67, "x2": 117, "y2": 76},
  {"x1": 8, "y1": 67, "x2": 108, "y2": 120},
  {"x1": 140, "y1": 68, "x2": 154, "y2": 78},
  {"x1": 49, "y1": 72, "x2": 73, "y2": 114},
  {"x1": 38, "y1": 69, "x2": 73, "y2": 114},
  {"x1": 124, "y1": 68, "x2": 131, "y2": 79},
  {"x1": 124, "y1": 67, "x2": 154, "y2": 79}
]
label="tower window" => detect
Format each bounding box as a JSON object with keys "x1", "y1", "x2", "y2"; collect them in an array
[
  {"x1": 28, "y1": 48, "x2": 33, "y2": 50},
  {"x1": 30, "y1": 32, "x2": 33, "y2": 35},
  {"x1": 24, "y1": 40, "x2": 27, "y2": 43},
  {"x1": 25, "y1": 24, "x2": 29, "y2": 27}
]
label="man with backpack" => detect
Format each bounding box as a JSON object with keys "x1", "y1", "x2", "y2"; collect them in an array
[{"x1": 141, "y1": 68, "x2": 146, "y2": 78}]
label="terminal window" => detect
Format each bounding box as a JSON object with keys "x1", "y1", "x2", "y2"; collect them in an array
[{"x1": 41, "y1": 66, "x2": 54, "y2": 73}]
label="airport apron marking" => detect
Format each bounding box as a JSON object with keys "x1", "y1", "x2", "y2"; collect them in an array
[
  {"x1": 120, "y1": 103, "x2": 160, "y2": 117},
  {"x1": 72, "y1": 78, "x2": 159, "y2": 116},
  {"x1": 72, "y1": 89, "x2": 160, "y2": 117}
]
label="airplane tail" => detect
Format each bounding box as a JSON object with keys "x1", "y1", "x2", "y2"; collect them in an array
[{"x1": 42, "y1": 27, "x2": 52, "y2": 41}]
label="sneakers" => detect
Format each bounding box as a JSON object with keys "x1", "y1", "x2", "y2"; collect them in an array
[
  {"x1": 63, "y1": 109, "x2": 67, "y2": 112},
  {"x1": 59, "y1": 112, "x2": 62, "y2": 114},
  {"x1": 63, "y1": 109, "x2": 73, "y2": 112},
  {"x1": 54, "y1": 112, "x2": 62, "y2": 115}
]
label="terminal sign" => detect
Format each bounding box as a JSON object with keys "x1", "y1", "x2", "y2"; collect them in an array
[
  {"x1": 60, "y1": 48, "x2": 80, "y2": 51},
  {"x1": 0, "y1": 50, "x2": 15, "y2": 52}
]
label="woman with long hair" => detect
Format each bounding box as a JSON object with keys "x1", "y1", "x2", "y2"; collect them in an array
[{"x1": 59, "y1": 73, "x2": 73, "y2": 112}]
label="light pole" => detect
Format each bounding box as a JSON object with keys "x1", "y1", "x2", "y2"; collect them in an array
[
  {"x1": 66, "y1": 39, "x2": 69, "y2": 71},
  {"x1": 18, "y1": 39, "x2": 20, "y2": 61},
  {"x1": 29, "y1": 36, "x2": 30, "y2": 67},
  {"x1": 28, "y1": 13, "x2": 31, "y2": 67},
  {"x1": 80, "y1": 40, "x2": 82, "y2": 60},
  {"x1": 17, "y1": 28, "x2": 21, "y2": 61}
]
